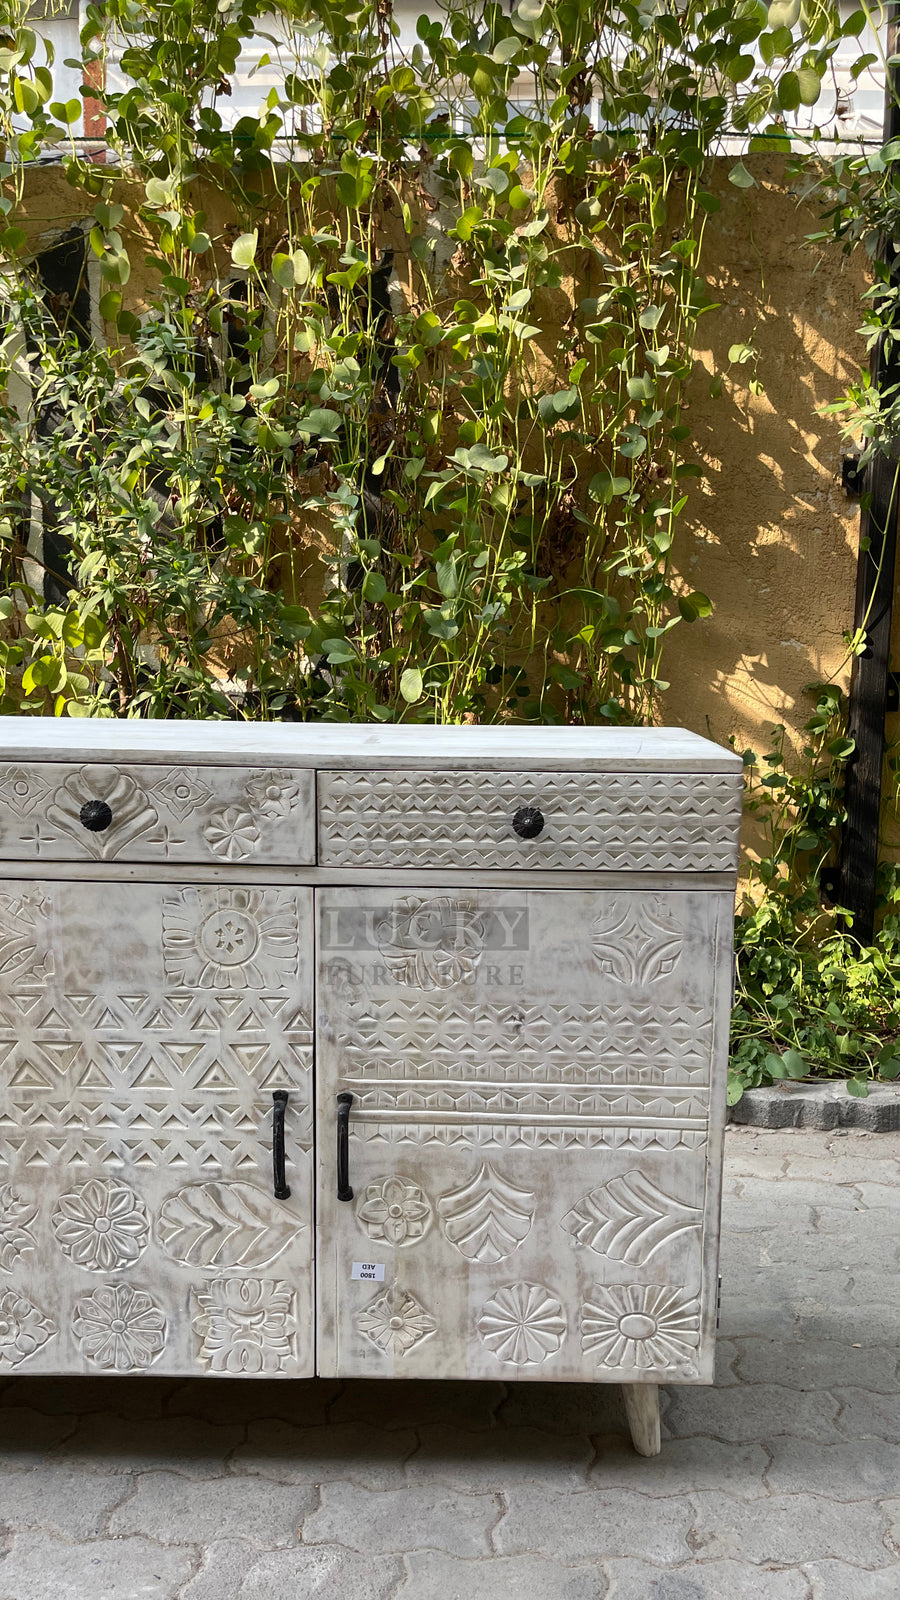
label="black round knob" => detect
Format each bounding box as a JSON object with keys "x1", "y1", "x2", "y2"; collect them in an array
[
  {"x1": 512, "y1": 805, "x2": 545, "y2": 840},
  {"x1": 79, "y1": 799, "x2": 113, "y2": 832}
]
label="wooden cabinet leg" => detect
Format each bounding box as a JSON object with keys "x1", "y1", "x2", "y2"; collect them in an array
[{"x1": 622, "y1": 1382, "x2": 661, "y2": 1457}]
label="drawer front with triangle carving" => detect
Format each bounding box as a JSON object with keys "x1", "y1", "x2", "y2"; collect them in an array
[
  {"x1": 318, "y1": 769, "x2": 742, "y2": 871},
  {"x1": 0, "y1": 880, "x2": 314, "y2": 1377}
]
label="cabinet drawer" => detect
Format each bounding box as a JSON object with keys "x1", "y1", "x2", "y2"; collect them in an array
[
  {"x1": 318, "y1": 769, "x2": 742, "y2": 872},
  {"x1": 0, "y1": 762, "x2": 314, "y2": 865}
]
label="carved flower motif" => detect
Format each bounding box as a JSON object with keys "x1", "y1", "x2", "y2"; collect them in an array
[
  {"x1": 0, "y1": 1289, "x2": 55, "y2": 1367},
  {"x1": 581, "y1": 1284, "x2": 701, "y2": 1372},
  {"x1": 0, "y1": 890, "x2": 52, "y2": 986},
  {"x1": 73, "y1": 1283, "x2": 166, "y2": 1371},
  {"x1": 0, "y1": 765, "x2": 49, "y2": 815},
  {"x1": 244, "y1": 770, "x2": 305, "y2": 818},
  {"x1": 376, "y1": 896, "x2": 484, "y2": 990},
  {"x1": 356, "y1": 1175, "x2": 432, "y2": 1246},
  {"x1": 476, "y1": 1281, "x2": 567, "y2": 1366},
  {"x1": 52, "y1": 1179, "x2": 149, "y2": 1273},
  {"x1": 356, "y1": 1282, "x2": 437, "y2": 1356},
  {"x1": 191, "y1": 1277, "x2": 297, "y2": 1374},
  {"x1": 155, "y1": 768, "x2": 214, "y2": 821},
  {"x1": 203, "y1": 806, "x2": 261, "y2": 862},
  {"x1": 591, "y1": 899, "x2": 683, "y2": 987},
  {"x1": 162, "y1": 886, "x2": 298, "y2": 990}
]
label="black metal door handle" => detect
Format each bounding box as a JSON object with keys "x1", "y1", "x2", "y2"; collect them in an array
[
  {"x1": 272, "y1": 1090, "x2": 290, "y2": 1200},
  {"x1": 337, "y1": 1091, "x2": 353, "y2": 1201}
]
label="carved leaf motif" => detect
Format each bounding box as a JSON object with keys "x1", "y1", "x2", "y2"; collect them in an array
[
  {"x1": 46, "y1": 769, "x2": 159, "y2": 860},
  {"x1": 0, "y1": 1185, "x2": 38, "y2": 1273},
  {"x1": 561, "y1": 1171, "x2": 702, "y2": 1265},
  {"x1": 157, "y1": 1182, "x2": 296, "y2": 1268},
  {"x1": 591, "y1": 899, "x2": 684, "y2": 986},
  {"x1": 437, "y1": 1163, "x2": 536, "y2": 1262}
]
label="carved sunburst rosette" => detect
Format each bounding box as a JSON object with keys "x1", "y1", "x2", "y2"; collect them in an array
[
  {"x1": 72, "y1": 1283, "x2": 166, "y2": 1371},
  {"x1": 476, "y1": 1281, "x2": 567, "y2": 1366},
  {"x1": 581, "y1": 1284, "x2": 701, "y2": 1373},
  {"x1": 52, "y1": 1179, "x2": 149, "y2": 1273},
  {"x1": 202, "y1": 806, "x2": 261, "y2": 862},
  {"x1": 162, "y1": 886, "x2": 299, "y2": 990}
]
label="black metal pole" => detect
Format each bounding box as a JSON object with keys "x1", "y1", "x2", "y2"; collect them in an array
[{"x1": 839, "y1": 1, "x2": 900, "y2": 944}]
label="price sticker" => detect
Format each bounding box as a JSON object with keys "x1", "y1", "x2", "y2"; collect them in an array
[{"x1": 352, "y1": 1261, "x2": 386, "y2": 1282}]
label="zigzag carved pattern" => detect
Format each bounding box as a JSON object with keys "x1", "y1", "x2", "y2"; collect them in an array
[
  {"x1": 318, "y1": 770, "x2": 742, "y2": 871},
  {"x1": 352, "y1": 1122, "x2": 708, "y2": 1152},
  {"x1": 345, "y1": 999, "x2": 712, "y2": 1086},
  {"x1": 348, "y1": 1085, "x2": 708, "y2": 1119}
]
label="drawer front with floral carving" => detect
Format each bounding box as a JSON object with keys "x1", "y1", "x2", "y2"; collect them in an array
[
  {"x1": 0, "y1": 879, "x2": 314, "y2": 1377},
  {"x1": 317, "y1": 769, "x2": 742, "y2": 872},
  {"x1": 315, "y1": 885, "x2": 731, "y2": 1383},
  {"x1": 0, "y1": 763, "x2": 314, "y2": 864}
]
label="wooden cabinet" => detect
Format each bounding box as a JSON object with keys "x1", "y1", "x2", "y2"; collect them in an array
[{"x1": 0, "y1": 723, "x2": 741, "y2": 1455}]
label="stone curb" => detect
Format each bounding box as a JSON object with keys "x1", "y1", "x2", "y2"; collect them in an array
[{"x1": 727, "y1": 1081, "x2": 900, "y2": 1131}]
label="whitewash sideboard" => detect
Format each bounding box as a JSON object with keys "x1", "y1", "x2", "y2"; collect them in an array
[{"x1": 0, "y1": 722, "x2": 742, "y2": 1455}]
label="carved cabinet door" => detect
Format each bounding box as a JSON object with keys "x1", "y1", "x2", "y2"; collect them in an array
[
  {"x1": 0, "y1": 880, "x2": 314, "y2": 1377},
  {"x1": 315, "y1": 886, "x2": 732, "y2": 1383}
]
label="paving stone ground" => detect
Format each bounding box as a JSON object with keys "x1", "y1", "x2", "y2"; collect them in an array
[{"x1": 1, "y1": 1126, "x2": 899, "y2": 1599}]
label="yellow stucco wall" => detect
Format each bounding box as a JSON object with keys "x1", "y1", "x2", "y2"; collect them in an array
[
  {"x1": 11, "y1": 157, "x2": 872, "y2": 770},
  {"x1": 664, "y1": 157, "x2": 868, "y2": 765}
]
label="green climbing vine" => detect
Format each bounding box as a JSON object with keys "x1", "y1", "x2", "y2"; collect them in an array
[
  {"x1": 0, "y1": 0, "x2": 865, "y2": 723},
  {"x1": 730, "y1": 685, "x2": 900, "y2": 1102}
]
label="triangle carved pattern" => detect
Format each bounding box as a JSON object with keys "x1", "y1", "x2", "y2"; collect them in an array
[{"x1": 0, "y1": 983, "x2": 312, "y2": 1173}]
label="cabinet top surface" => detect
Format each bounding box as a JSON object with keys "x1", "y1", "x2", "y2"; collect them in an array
[{"x1": 0, "y1": 718, "x2": 741, "y2": 771}]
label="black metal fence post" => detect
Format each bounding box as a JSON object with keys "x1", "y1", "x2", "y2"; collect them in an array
[{"x1": 839, "y1": 2, "x2": 900, "y2": 944}]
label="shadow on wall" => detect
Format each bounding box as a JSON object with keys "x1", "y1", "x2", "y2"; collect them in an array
[{"x1": 664, "y1": 156, "x2": 867, "y2": 763}]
